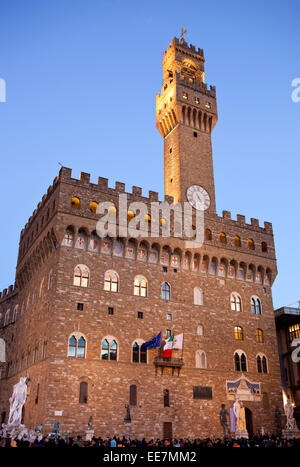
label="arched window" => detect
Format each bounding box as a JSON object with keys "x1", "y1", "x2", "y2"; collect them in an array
[
  {"x1": 68, "y1": 335, "x2": 86, "y2": 358},
  {"x1": 127, "y1": 210, "x2": 135, "y2": 222},
  {"x1": 132, "y1": 342, "x2": 147, "y2": 364},
  {"x1": 33, "y1": 346, "x2": 38, "y2": 363},
  {"x1": 134, "y1": 276, "x2": 148, "y2": 297},
  {"x1": 48, "y1": 270, "x2": 53, "y2": 289},
  {"x1": 234, "y1": 235, "x2": 241, "y2": 247},
  {"x1": 4, "y1": 310, "x2": 10, "y2": 326},
  {"x1": 231, "y1": 293, "x2": 242, "y2": 311},
  {"x1": 248, "y1": 238, "x2": 255, "y2": 250},
  {"x1": 161, "y1": 282, "x2": 170, "y2": 300},
  {"x1": 71, "y1": 197, "x2": 80, "y2": 209},
  {"x1": 90, "y1": 201, "x2": 98, "y2": 213},
  {"x1": 79, "y1": 382, "x2": 88, "y2": 403},
  {"x1": 132, "y1": 342, "x2": 139, "y2": 363},
  {"x1": 101, "y1": 339, "x2": 117, "y2": 361},
  {"x1": 101, "y1": 339, "x2": 109, "y2": 360},
  {"x1": 197, "y1": 325, "x2": 203, "y2": 336},
  {"x1": 163, "y1": 389, "x2": 170, "y2": 407},
  {"x1": 12, "y1": 306, "x2": 19, "y2": 323},
  {"x1": 73, "y1": 265, "x2": 89, "y2": 287},
  {"x1": 234, "y1": 351, "x2": 247, "y2": 372},
  {"x1": 196, "y1": 350, "x2": 207, "y2": 369},
  {"x1": 205, "y1": 229, "x2": 212, "y2": 241},
  {"x1": 256, "y1": 329, "x2": 264, "y2": 343},
  {"x1": 234, "y1": 326, "x2": 244, "y2": 340},
  {"x1": 144, "y1": 214, "x2": 151, "y2": 227},
  {"x1": 251, "y1": 297, "x2": 262, "y2": 315},
  {"x1": 109, "y1": 205, "x2": 117, "y2": 218},
  {"x1": 130, "y1": 385, "x2": 137, "y2": 406},
  {"x1": 39, "y1": 279, "x2": 44, "y2": 297},
  {"x1": 77, "y1": 337, "x2": 86, "y2": 358},
  {"x1": 220, "y1": 232, "x2": 227, "y2": 244},
  {"x1": 0, "y1": 338, "x2": 6, "y2": 363},
  {"x1": 261, "y1": 242, "x2": 268, "y2": 253},
  {"x1": 194, "y1": 287, "x2": 203, "y2": 306},
  {"x1": 257, "y1": 355, "x2": 268, "y2": 374},
  {"x1": 104, "y1": 270, "x2": 119, "y2": 292}
]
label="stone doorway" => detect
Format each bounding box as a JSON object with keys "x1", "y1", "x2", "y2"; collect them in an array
[
  {"x1": 163, "y1": 422, "x2": 172, "y2": 440},
  {"x1": 245, "y1": 408, "x2": 253, "y2": 435}
]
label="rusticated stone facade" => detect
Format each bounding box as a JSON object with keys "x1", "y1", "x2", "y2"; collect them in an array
[{"x1": 0, "y1": 37, "x2": 283, "y2": 439}]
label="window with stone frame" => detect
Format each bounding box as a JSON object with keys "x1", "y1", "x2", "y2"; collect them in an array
[
  {"x1": 79, "y1": 382, "x2": 88, "y2": 403},
  {"x1": 129, "y1": 385, "x2": 137, "y2": 406},
  {"x1": 132, "y1": 342, "x2": 147, "y2": 364},
  {"x1": 101, "y1": 339, "x2": 117, "y2": 361},
  {"x1": 134, "y1": 276, "x2": 148, "y2": 297},
  {"x1": 73, "y1": 265, "x2": 89, "y2": 288},
  {"x1": 231, "y1": 293, "x2": 242, "y2": 312},
  {"x1": 104, "y1": 270, "x2": 119, "y2": 292}
]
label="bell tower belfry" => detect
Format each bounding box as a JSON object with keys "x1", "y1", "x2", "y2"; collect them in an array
[{"x1": 156, "y1": 36, "x2": 218, "y2": 213}]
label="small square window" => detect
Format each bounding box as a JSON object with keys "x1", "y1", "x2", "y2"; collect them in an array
[
  {"x1": 162, "y1": 267, "x2": 168, "y2": 273},
  {"x1": 138, "y1": 312, "x2": 143, "y2": 319},
  {"x1": 167, "y1": 314, "x2": 172, "y2": 321},
  {"x1": 173, "y1": 268, "x2": 178, "y2": 273},
  {"x1": 108, "y1": 307, "x2": 114, "y2": 315},
  {"x1": 193, "y1": 131, "x2": 198, "y2": 138},
  {"x1": 166, "y1": 329, "x2": 171, "y2": 338},
  {"x1": 77, "y1": 303, "x2": 84, "y2": 311}
]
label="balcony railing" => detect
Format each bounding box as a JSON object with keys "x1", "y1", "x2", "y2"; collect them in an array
[{"x1": 154, "y1": 356, "x2": 184, "y2": 375}]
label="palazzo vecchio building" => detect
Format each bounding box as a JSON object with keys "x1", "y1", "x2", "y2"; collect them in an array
[{"x1": 0, "y1": 36, "x2": 283, "y2": 439}]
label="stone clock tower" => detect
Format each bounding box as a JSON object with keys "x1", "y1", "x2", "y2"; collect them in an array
[{"x1": 156, "y1": 36, "x2": 218, "y2": 213}]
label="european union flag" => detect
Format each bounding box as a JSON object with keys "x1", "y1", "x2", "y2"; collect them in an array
[{"x1": 141, "y1": 331, "x2": 161, "y2": 351}]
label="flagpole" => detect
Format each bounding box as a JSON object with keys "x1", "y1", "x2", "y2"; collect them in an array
[{"x1": 181, "y1": 333, "x2": 184, "y2": 361}]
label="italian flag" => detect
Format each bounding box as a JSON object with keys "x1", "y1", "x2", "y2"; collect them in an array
[{"x1": 162, "y1": 334, "x2": 174, "y2": 358}]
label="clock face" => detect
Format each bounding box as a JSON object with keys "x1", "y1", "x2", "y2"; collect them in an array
[{"x1": 186, "y1": 185, "x2": 211, "y2": 211}]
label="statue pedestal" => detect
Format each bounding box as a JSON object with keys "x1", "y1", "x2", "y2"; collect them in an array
[
  {"x1": 235, "y1": 428, "x2": 249, "y2": 439},
  {"x1": 85, "y1": 429, "x2": 95, "y2": 441},
  {"x1": 282, "y1": 429, "x2": 300, "y2": 439},
  {"x1": 2, "y1": 423, "x2": 29, "y2": 440},
  {"x1": 125, "y1": 425, "x2": 131, "y2": 440}
]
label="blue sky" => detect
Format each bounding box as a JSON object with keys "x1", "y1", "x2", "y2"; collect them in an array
[{"x1": 0, "y1": 0, "x2": 299, "y2": 309}]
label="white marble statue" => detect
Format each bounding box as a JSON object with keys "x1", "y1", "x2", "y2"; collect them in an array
[
  {"x1": 7, "y1": 376, "x2": 27, "y2": 426},
  {"x1": 284, "y1": 398, "x2": 298, "y2": 430},
  {"x1": 233, "y1": 397, "x2": 245, "y2": 431}
]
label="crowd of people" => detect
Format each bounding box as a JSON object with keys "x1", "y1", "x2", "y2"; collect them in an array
[{"x1": 0, "y1": 434, "x2": 300, "y2": 448}]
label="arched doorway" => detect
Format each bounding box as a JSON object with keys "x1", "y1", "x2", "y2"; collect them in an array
[{"x1": 245, "y1": 407, "x2": 253, "y2": 435}]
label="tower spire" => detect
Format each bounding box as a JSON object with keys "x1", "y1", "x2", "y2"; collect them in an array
[{"x1": 156, "y1": 37, "x2": 218, "y2": 212}]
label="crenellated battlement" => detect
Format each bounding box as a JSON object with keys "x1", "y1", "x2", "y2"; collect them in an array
[
  {"x1": 20, "y1": 167, "x2": 274, "y2": 239},
  {"x1": 0, "y1": 284, "x2": 17, "y2": 302},
  {"x1": 156, "y1": 73, "x2": 216, "y2": 100},
  {"x1": 58, "y1": 166, "x2": 168, "y2": 203},
  {"x1": 163, "y1": 37, "x2": 204, "y2": 60},
  {"x1": 20, "y1": 175, "x2": 60, "y2": 238},
  {"x1": 176, "y1": 73, "x2": 216, "y2": 97},
  {"x1": 217, "y1": 210, "x2": 273, "y2": 234}
]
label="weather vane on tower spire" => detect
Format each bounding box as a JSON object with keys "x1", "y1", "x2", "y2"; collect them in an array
[{"x1": 180, "y1": 26, "x2": 187, "y2": 44}]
